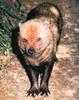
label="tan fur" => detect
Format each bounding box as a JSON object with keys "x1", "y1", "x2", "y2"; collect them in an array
[{"x1": 50, "y1": 6, "x2": 59, "y2": 17}]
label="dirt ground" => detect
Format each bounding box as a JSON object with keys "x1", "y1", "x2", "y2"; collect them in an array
[{"x1": 0, "y1": 1, "x2": 79, "y2": 100}]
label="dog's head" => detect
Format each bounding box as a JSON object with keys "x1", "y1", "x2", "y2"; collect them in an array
[{"x1": 18, "y1": 19, "x2": 53, "y2": 58}]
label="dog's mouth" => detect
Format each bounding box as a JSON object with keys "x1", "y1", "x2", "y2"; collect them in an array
[
  {"x1": 20, "y1": 41, "x2": 52, "y2": 59},
  {"x1": 20, "y1": 47, "x2": 46, "y2": 58},
  {"x1": 20, "y1": 48, "x2": 35, "y2": 57}
]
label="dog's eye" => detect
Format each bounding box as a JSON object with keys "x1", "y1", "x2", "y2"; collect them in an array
[
  {"x1": 37, "y1": 37, "x2": 41, "y2": 41},
  {"x1": 22, "y1": 39, "x2": 27, "y2": 43}
]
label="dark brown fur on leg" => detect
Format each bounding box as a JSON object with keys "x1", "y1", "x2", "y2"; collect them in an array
[
  {"x1": 27, "y1": 67, "x2": 39, "y2": 96},
  {"x1": 39, "y1": 61, "x2": 54, "y2": 96}
]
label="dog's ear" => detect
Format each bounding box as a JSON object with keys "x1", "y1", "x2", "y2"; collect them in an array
[
  {"x1": 19, "y1": 22, "x2": 24, "y2": 35},
  {"x1": 19, "y1": 23, "x2": 23, "y2": 29}
]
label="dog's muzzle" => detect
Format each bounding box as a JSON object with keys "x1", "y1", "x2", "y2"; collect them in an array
[{"x1": 26, "y1": 48, "x2": 35, "y2": 56}]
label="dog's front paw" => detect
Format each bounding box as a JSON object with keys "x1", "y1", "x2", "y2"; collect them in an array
[
  {"x1": 39, "y1": 85, "x2": 50, "y2": 96},
  {"x1": 27, "y1": 86, "x2": 39, "y2": 97}
]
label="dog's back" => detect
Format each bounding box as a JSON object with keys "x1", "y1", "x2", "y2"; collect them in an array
[{"x1": 26, "y1": 2, "x2": 63, "y2": 31}]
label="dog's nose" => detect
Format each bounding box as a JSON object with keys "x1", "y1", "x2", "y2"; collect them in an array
[{"x1": 27, "y1": 48, "x2": 35, "y2": 56}]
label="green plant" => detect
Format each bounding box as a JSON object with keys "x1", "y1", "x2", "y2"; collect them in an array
[
  {"x1": 0, "y1": 0, "x2": 26, "y2": 56},
  {"x1": 0, "y1": 30, "x2": 12, "y2": 56}
]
